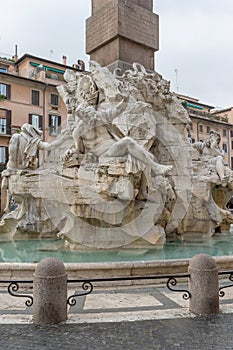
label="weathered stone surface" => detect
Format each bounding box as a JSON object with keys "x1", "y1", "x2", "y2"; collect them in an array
[
  {"x1": 189, "y1": 254, "x2": 219, "y2": 315},
  {"x1": 1, "y1": 61, "x2": 233, "y2": 252},
  {"x1": 86, "y1": 0, "x2": 158, "y2": 71},
  {"x1": 33, "y1": 258, "x2": 67, "y2": 324}
]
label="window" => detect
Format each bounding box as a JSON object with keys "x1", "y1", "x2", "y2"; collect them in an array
[
  {"x1": 0, "y1": 118, "x2": 6, "y2": 134},
  {"x1": 0, "y1": 67, "x2": 7, "y2": 73},
  {"x1": 29, "y1": 114, "x2": 42, "y2": 129},
  {"x1": 232, "y1": 140, "x2": 233, "y2": 150},
  {"x1": 231, "y1": 130, "x2": 233, "y2": 138},
  {"x1": 206, "y1": 126, "x2": 210, "y2": 134},
  {"x1": 0, "y1": 109, "x2": 11, "y2": 135},
  {"x1": 0, "y1": 84, "x2": 6, "y2": 96},
  {"x1": 223, "y1": 129, "x2": 227, "y2": 137},
  {"x1": 0, "y1": 146, "x2": 6, "y2": 163},
  {"x1": 199, "y1": 124, "x2": 203, "y2": 133},
  {"x1": 31, "y1": 90, "x2": 40, "y2": 106},
  {"x1": 0, "y1": 83, "x2": 10, "y2": 99},
  {"x1": 223, "y1": 143, "x2": 228, "y2": 153},
  {"x1": 50, "y1": 93, "x2": 59, "y2": 106},
  {"x1": 49, "y1": 114, "x2": 61, "y2": 135}
]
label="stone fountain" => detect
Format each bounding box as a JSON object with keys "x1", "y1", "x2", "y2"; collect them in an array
[{"x1": 1, "y1": 62, "x2": 233, "y2": 251}]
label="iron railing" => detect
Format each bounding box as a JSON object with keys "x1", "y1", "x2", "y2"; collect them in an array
[
  {"x1": 67, "y1": 274, "x2": 191, "y2": 306},
  {"x1": 1, "y1": 270, "x2": 233, "y2": 308},
  {"x1": 0, "y1": 280, "x2": 33, "y2": 306},
  {"x1": 218, "y1": 270, "x2": 233, "y2": 297}
]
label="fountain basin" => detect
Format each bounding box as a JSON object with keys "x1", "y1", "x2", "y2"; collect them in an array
[
  {"x1": 1, "y1": 234, "x2": 233, "y2": 282},
  {"x1": 0, "y1": 256, "x2": 233, "y2": 283}
]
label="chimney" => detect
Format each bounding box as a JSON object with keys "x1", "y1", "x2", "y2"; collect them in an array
[
  {"x1": 62, "y1": 55, "x2": 67, "y2": 65},
  {"x1": 14, "y1": 44, "x2": 18, "y2": 61}
]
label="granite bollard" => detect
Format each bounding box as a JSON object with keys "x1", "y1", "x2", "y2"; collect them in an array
[
  {"x1": 189, "y1": 254, "x2": 219, "y2": 315},
  {"x1": 33, "y1": 257, "x2": 67, "y2": 324}
]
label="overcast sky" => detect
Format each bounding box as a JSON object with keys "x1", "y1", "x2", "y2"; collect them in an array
[{"x1": 0, "y1": 0, "x2": 233, "y2": 108}]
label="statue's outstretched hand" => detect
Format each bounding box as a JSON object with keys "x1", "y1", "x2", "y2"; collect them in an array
[
  {"x1": 61, "y1": 149, "x2": 74, "y2": 162},
  {"x1": 61, "y1": 128, "x2": 73, "y2": 138}
]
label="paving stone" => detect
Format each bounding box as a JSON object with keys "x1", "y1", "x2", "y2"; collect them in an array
[
  {"x1": 0, "y1": 284, "x2": 233, "y2": 349},
  {"x1": 0, "y1": 314, "x2": 233, "y2": 350}
]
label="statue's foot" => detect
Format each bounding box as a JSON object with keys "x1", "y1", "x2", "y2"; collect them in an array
[
  {"x1": 152, "y1": 165, "x2": 173, "y2": 175},
  {"x1": 153, "y1": 164, "x2": 173, "y2": 176},
  {"x1": 136, "y1": 191, "x2": 148, "y2": 200},
  {"x1": 221, "y1": 175, "x2": 230, "y2": 187}
]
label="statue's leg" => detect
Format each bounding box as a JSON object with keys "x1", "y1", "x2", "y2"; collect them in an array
[
  {"x1": 104, "y1": 138, "x2": 128, "y2": 157},
  {"x1": 1, "y1": 176, "x2": 11, "y2": 213},
  {"x1": 105, "y1": 137, "x2": 172, "y2": 176},
  {"x1": 4, "y1": 190, "x2": 12, "y2": 214},
  {"x1": 125, "y1": 138, "x2": 172, "y2": 175},
  {"x1": 7, "y1": 134, "x2": 20, "y2": 169},
  {"x1": 216, "y1": 156, "x2": 225, "y2": 180}
]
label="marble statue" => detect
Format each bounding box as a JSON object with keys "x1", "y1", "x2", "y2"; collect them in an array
[
  {"x1": 57, "y1": 70, "x2": 98, "y2": 129},
  {"x1": 6, "y1": 123, "x2": 69, "y2": 170},
  {"x1": 1, "y1": 123, "x2": 70, "y2": 214},
  {"x1": 193, "y1": 131, "x2": 226, "y2": 182},
  {"x1": 63, "y1": 100, "x2": 172, "y2": 176},
  {"x1": 1, "y1": 61, "x2": 233, "y2": 249}
]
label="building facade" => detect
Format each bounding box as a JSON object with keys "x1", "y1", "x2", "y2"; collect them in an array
[
  {"x1": 0, "y1": 53, "x2": 84, "y2": 213},
  {"x1": 177, "y1": 94, "x2": 233, "y2": 167},
  {"x1": 0, "y1": 53, "x2": 82, "y2": 169}
]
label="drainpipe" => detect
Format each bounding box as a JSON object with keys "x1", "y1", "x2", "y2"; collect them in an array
[
  {"x1": 42, "y1": 83, "x2": 48, "y2": 141},
  {"x1": 227, "y1": 127, "x2": 231, "y2": 167},
  {"x1": 196, "y1": 120, "x2": 199, "y2": 142}
]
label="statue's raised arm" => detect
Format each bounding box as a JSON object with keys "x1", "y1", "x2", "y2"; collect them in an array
[{"x1": 7, "y1": 123, "x2": 71, "y2": 170}]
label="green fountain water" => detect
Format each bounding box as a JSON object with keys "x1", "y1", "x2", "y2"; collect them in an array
[{"x1": 1, "y1": 233, "x2": 233, "y2": 263}]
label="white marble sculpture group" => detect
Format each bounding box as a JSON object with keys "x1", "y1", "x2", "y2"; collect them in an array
[{"x1": 1, "y1": 62, "x2": 233, "y2": 249}]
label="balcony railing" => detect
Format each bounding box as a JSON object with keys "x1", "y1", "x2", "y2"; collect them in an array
[{"x1": 187, "y1": 108, "x2": 229, "y2": 123}]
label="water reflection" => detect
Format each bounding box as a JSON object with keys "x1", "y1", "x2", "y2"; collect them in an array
[{"x1": 0, "y1": 233, "x2": 232, "y2": 263}]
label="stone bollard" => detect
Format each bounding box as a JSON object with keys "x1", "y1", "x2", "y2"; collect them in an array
[
  {"x1": 188, "y1": 254, "x2": 219, "y2": 315},
  {"x1": 33, "y1": 257, "x2": 67, "y2": 324}
]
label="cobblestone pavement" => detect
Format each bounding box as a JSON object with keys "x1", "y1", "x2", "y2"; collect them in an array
[
  {"x1": 1, "y1": 314, "x2": 233, "y2": 350},
  {"x1": 0, "y1": 283, "x2": 233, "y2": 349}
]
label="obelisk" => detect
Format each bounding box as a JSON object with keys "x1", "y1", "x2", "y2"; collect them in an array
[{"x1": 86, "y1": 0, "x2": 159, "y2": 72}]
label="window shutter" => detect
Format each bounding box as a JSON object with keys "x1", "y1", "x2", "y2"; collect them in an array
[
  {"x1": 6, "y1": 110, "x2": 11, "y2": 135},
  {"x1": 58, "y1": 115, "x2": 61, "y2": 126},
  {"x1": 6, "y1": 85, "x2": 11, "y2": 99},
  {"x1": 48, "y1": 115, "x2": 52, "y2": 126},
  {"x1": 31, "y1": 91, "x2": 34, "y2": 105},
  {"x1": 58, "y1": 115, "x2": 61, "y2": 133},
  {"x1": 5, "y1": 147, "x2": 9, "y2": 163},
  {"x1": 29, "y1": 113, "x2": 32, "y2": 124},
  {"x1": 39, "y1": 115, "x2": 42, "y2": 129}
]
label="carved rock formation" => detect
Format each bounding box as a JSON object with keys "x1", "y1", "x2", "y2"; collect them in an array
[{"x1": 1, "y1": 62, "x2": 233, "y2": 250}]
